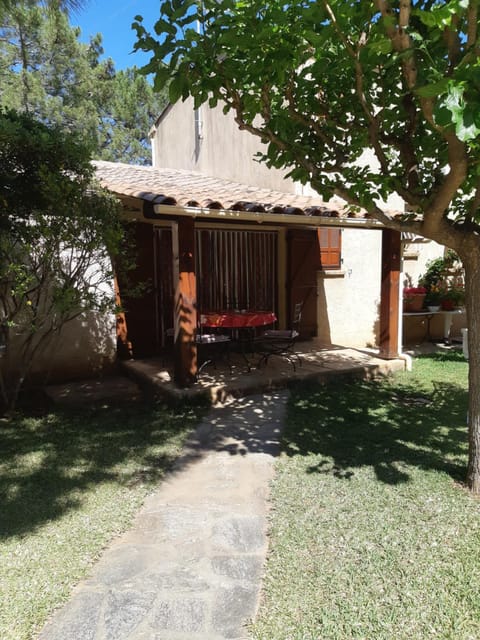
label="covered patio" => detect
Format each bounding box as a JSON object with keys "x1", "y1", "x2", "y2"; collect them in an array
[
  {"x1": 94, "y1": 161, "x2": 404, "y2": 389},
  {"x1": 45, "y1": 342, "x2": 406, "y2": 408},
  {"x1": 121, "y1": 340, "x2": 407, "y2": 406}
]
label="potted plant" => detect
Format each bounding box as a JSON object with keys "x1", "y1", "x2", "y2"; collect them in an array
[
  {"x1": 424, "y1": 283, "x2": 443, "y2": 311},
  {"x1": 441, "y1": 283, "x2": 465, "y2": 310},
  {"x1": 403, "y1": 286, "x2": 427, "y2": 312},
  {"x1": 419, "y1": 250, "x2": 466, "y2": 312}
]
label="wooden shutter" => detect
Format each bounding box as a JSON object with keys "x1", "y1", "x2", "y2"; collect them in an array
[{"x1": 318, "y1": 228, "x2": 342, "y2": 269}]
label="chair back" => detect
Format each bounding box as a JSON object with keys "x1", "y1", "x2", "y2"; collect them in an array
[{"x1": 292, "y1": 302, "x2": 303, "y2": 331}]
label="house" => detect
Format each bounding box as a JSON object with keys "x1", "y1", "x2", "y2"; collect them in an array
[
  {"x1": 148, "y1": 101, "x2": 449, "y2": 349},
  {"x1": 93, "y1": 148, "x2": 401, "y2": 386},
  {"x1": 150, "y1": 99, "x2": 467, "y2": 349},
  {"x1": 150, "y1": 99, "x2": 448, "y2": 272},
  {"x1": 35, "y1": 99, "x2": 450, "y2": 386},
  {"x1": 91, "y1": 98, "x2": 455, "y2": 385}
]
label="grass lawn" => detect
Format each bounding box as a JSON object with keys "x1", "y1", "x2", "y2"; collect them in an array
[
  {"x1": 251, "y1": 350, "x2": 480, "y2": 640},
  {"x1": 0, "y1": 398, "x2": 205, "y2": 640}
]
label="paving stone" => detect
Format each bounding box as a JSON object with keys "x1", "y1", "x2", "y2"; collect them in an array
[
  {"x1": 90, "y1": 546, "x2": 154, "y2": 586},
  {"x1": 211, "y1": 516, "x2": 266, "y2": 553},
  {"x1": 158, "y1": 506, "x2": 212, "y2": 539},
  {"x1": 133, "y1": 631, "x2": 224, "y2": 640},
  {"x1": 139, "y1": 567, "x2": 211, "y2": 593},
  {"x1": 211, "y1": 555, "x2": 264, "y2": 582},
  {"x1": 103, "y1": 590, "x2": 156, "y2": 640},
  {"x1": 211, "y1": 584, "x2": 258, "y2": 638},
  {"x1": 38, "y1": 590, "x2": 103, "y2": 640},
  {"x1": 152, "y1": 598, "x2": 207, "y2": 633}
]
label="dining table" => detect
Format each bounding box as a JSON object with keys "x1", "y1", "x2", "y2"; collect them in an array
[
  {"x1": 200, "y1": 310, "x2": 277, "y2": 329},
  {"x1": 199, "y1": 310, "x2": 277, "y2": 370}
]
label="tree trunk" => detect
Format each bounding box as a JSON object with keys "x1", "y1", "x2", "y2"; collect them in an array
[
  {"x1": 17, "y1": 18, "x2": 31, "y2": 113},
  {"x1": 464, "y1": 253, "x2": 480, "y2": 492}
]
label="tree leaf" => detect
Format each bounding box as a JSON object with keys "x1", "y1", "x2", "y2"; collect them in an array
[{"x1": 415, "y1": 79, "x2": 449, "y2": 98}]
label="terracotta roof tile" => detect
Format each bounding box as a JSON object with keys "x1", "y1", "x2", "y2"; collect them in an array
[{"x1": 93, "y1": 160, "x2": 363, "y2": 219}]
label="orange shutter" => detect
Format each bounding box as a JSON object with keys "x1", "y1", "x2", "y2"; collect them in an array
[{"x1": 318, "y1": 228, "x2": 342, "y2": 269}]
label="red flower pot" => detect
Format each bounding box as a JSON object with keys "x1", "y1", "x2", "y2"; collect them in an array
[
  {"x1": 403, "y1": 294, "x2": 426, "y2": 312},
  {"x1": 441, "y1": 299, "x2": 455, "y2": 311}
]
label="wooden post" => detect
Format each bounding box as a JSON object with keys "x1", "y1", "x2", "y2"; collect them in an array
[
  {"x1": 114, "y1": 275, "x2": 132, "y2": 359},
  {"x1": 379, "y1": 228, "x2": 401, "y2": 359},
  {"x1": 173, "y1": 218, "x2": 197, "y2": 386}
]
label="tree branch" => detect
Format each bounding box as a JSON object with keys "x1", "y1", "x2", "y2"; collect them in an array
[
  {"x1": 332, "y1": 182, "x2": 424, "y2": 233},
  {"x1": 323, "y1": 2, "x2": 376, "y2": 123},
  {"x1": 422, "y1": 134, "x2": 468, "y2": 233},
  {"x1": 284, "y1": 74, "x2": 342, "y2": 158},
  {"x1": 444, "y1": 14, "x2": 461, "y2": 72},
  {"x1": 467, "y1": 0, "x2": 478, "y2": 49},
  {"x1": 467, "y1": 177, "x2": 480, "y2": 222},
  {"x1": 375, "y1": 0, "x2": 417, "y2": 89}
]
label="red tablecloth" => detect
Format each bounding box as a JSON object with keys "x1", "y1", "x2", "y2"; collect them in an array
[{"x1": 200, "y1": 310, "x2": 277, "y2": 329}]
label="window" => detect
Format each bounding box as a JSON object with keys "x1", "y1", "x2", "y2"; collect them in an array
[{"x1": 318, "y1": 228, "x2": 342, "y2": 269}]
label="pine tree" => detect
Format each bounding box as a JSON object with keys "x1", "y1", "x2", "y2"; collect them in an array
[
  {"x1": 97, "y1": 66, "x2": 165, "y2": 164},
  {"x1": 0, "y1": 1, "x2": 167, "y2": 164}
]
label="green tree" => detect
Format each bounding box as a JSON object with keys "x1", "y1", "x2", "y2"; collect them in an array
[
  {"x1": 0, "y1": 109, "x2": 123, "y2": 410},
  {"x1": 134, "y1": 0, "x2": 480, "y2": 491},
  {"x1": 0, "y1": 0, "x2": 87, "y2": 19},
  {"x1": 0, "y1": 0, "x2": 87, "y2": 10},
  {"x1": 0, "y1": 3, "x2": 113, "y2": 140},
  {"x1": 96, "y1": 66, "x2": 166, "y2": 164},
  {"x1": 0, "y1": 1, "x2": 166, "y2": 164}
]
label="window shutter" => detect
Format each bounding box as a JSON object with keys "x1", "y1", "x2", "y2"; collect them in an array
[{"x1": 318, "y1": 228, "x2": 341, "y2": 269}]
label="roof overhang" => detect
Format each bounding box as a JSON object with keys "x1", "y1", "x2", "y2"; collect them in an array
[
  {"x1": 152, "y1": 203, "x2": 383, "y2": 229},
  {"x1": 94, "y1": 160, "x2": 392, "y2": 231}
]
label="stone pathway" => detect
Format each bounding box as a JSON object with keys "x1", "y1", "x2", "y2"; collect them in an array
[{"x1": 39, "y1": 391, "x2": 288, "y2": 640}]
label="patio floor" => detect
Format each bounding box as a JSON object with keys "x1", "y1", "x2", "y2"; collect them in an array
[{"x1": 122, "y1": 339, "x2": 407, "y2": 406}]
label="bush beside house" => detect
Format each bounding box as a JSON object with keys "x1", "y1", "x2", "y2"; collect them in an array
[{"x1": 0, "y1": 110, "x2": 123, "y2": 411}]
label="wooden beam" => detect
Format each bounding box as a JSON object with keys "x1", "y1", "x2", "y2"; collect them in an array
[
  {"x1": 379, "y1": 229, "x2": 401, "y2": 358},
  {"x1": 173, "y1": 218, "x2": 198, "y2": 386},
  {"x1": 114, "y1": 274, "x2": 132, "y2": 359}
]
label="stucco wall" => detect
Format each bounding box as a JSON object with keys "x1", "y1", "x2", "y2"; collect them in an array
[
  {"x1": 152, "y1": 99, "x2": 296, "y2": 192},
  {"x1": 31, "y1": 311, "x2": 117, "y2": 382},
  {"x1": 2, "y1": 302, "x2": 117, "y2": 386},
  {"x1": 402, "y1": 238, "x2": 445, "y2": 288},
  {"x1": 317, "y1": 229, "x2": 382, "y2": 348}
]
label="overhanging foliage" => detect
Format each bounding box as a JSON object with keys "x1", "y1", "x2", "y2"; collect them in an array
[
  {"x1": 0, "y1": 109, "x2": 123, "y2": 410},
  {"x1": 132, "y1": 1, "x2": 480, "y2": 492}
]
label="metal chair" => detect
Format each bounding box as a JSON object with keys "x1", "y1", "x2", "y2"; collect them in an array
[
  {"x1": 195, "y1": 330, "x2": 232, "y2": 378},
  {"x1": 256, "y1": 302, "x2": 303, "y2": 371},
  {"x1": 163, "y1": 327, "x2": 231, "y2": 377}
]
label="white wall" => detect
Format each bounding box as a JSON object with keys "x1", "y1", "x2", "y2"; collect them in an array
[
  {"x1": 294, "y1": 149, "x2": 406, "y2": 212},
  {"x1": 42, "y1": 311, "x2": 117, "y2": 381},
  {"x1": 317, "y1": 229, "x2": 382, "y2": 347},
  {"x1": 3, "y1": 310, "x2": 117, "y2": 384},
  {"x1": 152, "y1": 99, "x2": 296, "y2": 192},
  {"x1": 402, "y1": 239, "x2": 445, "y2": 288}
]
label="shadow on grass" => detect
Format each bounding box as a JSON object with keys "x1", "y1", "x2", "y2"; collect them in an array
[
  {"x1": 0, "y1": 400, "x2": 204, "y2": 540},
  {"x1": 285, "y1": 351, "x2": 469, "y2": 485}
]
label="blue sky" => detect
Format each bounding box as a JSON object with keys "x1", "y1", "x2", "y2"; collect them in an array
[{"x1": 72, "y1": 1, "x2": 161, "y2": 70}]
